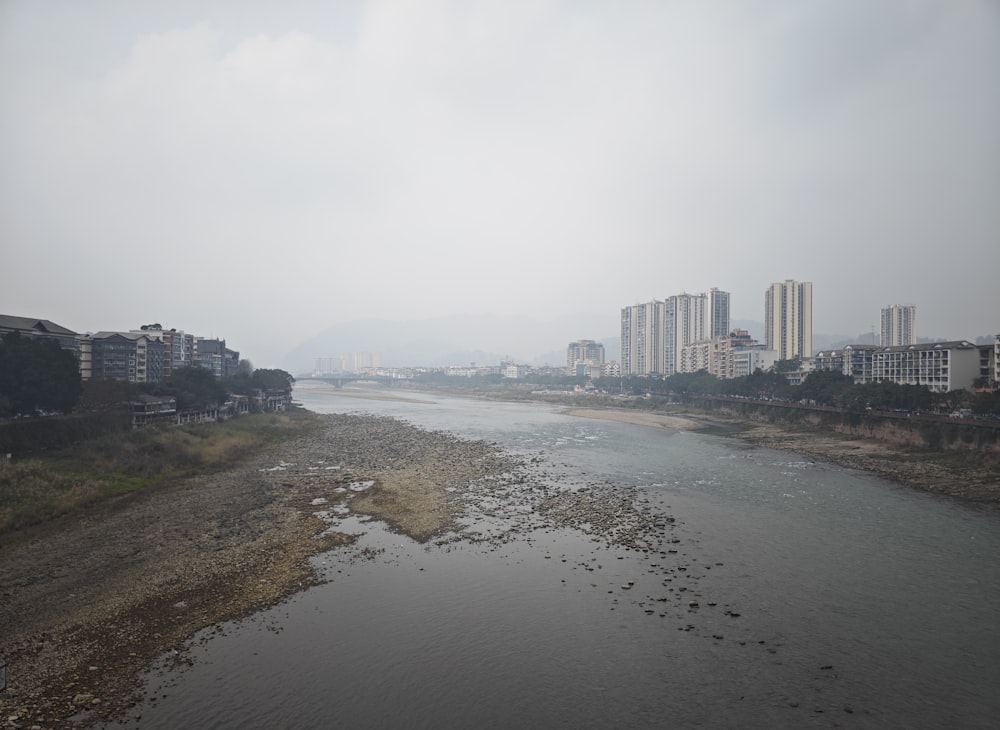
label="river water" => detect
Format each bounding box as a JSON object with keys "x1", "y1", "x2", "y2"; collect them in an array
[{"x1": 112, "y1": 383, "x2": 1000, "y2": 729}]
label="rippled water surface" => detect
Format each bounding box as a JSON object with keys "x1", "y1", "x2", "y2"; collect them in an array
[{"x1": 112, "y1": 384, "x2": 1000, "y2": 729}]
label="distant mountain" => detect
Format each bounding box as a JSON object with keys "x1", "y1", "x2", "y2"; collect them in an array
[{"x1": 282, "y1": 313, "x2": 618, "y2": 373}]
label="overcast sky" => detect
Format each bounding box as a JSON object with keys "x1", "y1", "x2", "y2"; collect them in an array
[{"x1": 2, "y1": 0, "x2": 998, "y2": 367}]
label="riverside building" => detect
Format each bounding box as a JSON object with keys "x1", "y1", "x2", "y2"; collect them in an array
[{"x1": 815, "y1": 341, "x2": 979, "y2": 392}]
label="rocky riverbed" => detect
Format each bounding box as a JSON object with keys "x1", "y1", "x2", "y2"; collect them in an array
[{"x1": 0, "y1": 412, "x2": 661, "y2": 729}]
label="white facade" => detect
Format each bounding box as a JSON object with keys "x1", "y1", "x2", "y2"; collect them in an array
[
  {"x1": 731, "y1": 348, "x2": 777, "y2": 379},
  {"x1": 871, "y1": 341, "x2": 980, "y2": 393},
  {"x1": 622, "y1": 289, "x2": 731, "y2": 377},
  {"x1": 621, "y1": 300, "x2": 666, "y2": 376},
  {"x1": 665, "y1": 294, "x2": 707, "y2": 377},
  {"x1": 764, "y1": 280, "x2": 813, "y2": 360},
  {"x1": 880, "y1": 305, "x2": 916, "y2": 347}
]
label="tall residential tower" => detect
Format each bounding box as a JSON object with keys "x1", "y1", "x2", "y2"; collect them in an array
[
  {"x1": 622, "y1": 288, "x2": 731, "y2": 377},
  {"x1": 764, "y1": 280, "x2": 813, "y2": 361},
  {"x1": 880, "y1": 304, "x2": 916, "y2": 346}
]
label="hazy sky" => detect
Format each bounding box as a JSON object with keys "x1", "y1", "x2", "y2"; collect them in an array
[{"x1": 2, "y1": 1, "x2": 998, "y2": 367}]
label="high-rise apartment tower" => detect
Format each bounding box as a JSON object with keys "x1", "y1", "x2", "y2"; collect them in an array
[
  {"x1": 764, "y1": 280, "x2": 813, "y2": 361},
  {"x1": 622, "y1": 288, "x2": 731, "y2": 377},
  {"x1": 621, "y1": 300, "x2": 665, "y2": 376},
  {"x1": 880, "y1": 304, "x2": 916, "y2": 347}
]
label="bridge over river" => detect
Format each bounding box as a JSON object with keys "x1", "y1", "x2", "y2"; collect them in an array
[{"x1": 296, "y1": 375, "x2": 400, "y2": 389}]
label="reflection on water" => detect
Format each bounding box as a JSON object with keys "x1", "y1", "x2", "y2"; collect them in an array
[{"x1": 113, "y1": 384, "x2": 1000, "y2": 730}]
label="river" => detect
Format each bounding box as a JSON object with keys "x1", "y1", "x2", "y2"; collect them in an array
[{"x1": 111, "y1": 383, "x2": 1000, "y2": 729}]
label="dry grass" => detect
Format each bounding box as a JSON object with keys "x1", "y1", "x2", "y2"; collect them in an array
[{"x1": 0, "y1": 410, "x2": 319, "y2": 534}]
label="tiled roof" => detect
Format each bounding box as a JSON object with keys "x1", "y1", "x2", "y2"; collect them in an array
[{"x1": 0, "y1": 314, "x2": 78, "y2": 336}]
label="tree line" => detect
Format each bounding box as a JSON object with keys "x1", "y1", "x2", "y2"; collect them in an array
[{"x1": 595, "y1": 365, "x2": 1000, "y2": 417}]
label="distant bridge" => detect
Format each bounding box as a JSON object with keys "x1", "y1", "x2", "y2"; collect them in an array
[{"x1": 296, "y1": 375, "x2": 399, "y2": 389}]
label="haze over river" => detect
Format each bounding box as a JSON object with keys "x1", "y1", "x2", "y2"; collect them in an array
[{"x1": 116, "y1": 383, "x2": 1000, "y2": 729}]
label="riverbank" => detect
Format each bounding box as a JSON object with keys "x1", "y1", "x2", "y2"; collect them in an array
[
  {"x1": 563, "y1": 402, "x2": 999, "y2": 504},
  {"x1": 0, "y1": 413, "x2": 520, "y2": 728}
]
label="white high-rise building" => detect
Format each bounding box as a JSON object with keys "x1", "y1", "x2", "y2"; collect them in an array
[
  {"x1": 764, "y1": 280, "x2": 813, "y2": 361},
  {"x1": 665, "y1": 289, "x2": 731, "y2": 376},
  {"x1": 665, "y1": 294, "x2": 707, "y2": 377},
  {"x1": 621, "y1": 300, "x2": 666, "y2": 376},
  {"x1": 622, "y1": 288, "x2": 731, "y2": 377},
  {"x1": 880, "y1": 304, "x2": 916, "y2": 347}
]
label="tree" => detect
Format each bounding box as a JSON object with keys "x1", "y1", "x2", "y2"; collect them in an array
[
  {"x1": 773, "y1": 358, "x2": 802, "y2": 373},
  {"x1": 794, "y1": 369, "x2": 854, "y2": 406},
  {"x1": 971, "y1": 389, "x2": 1000, "y2": 416},
  {"x1": 77, "y1": 379, "x2": 141, "y2": 412},
  {"x1": 251, "y1": 368, "x2": 294, "y2": 393},
  {"x1": 151, "y1": 366, "x2": 228, "y2": 410},
  {"x1": 0, "y1": 332, "x2": 83, "y2": 416}
]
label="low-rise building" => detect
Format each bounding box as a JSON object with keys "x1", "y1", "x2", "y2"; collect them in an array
[
  {"x1": 814, "y1": 344, "x2": 880, "y2": 383},
  {"x1": 815, "y1": 341, "x2": 977, "y2": 391},
  {"x1": 679, "y1": 329, "x2": 775, "y2": 379},
  {"x1": 871, "y1": 341, "x2": 979, "y2": 392},
  {"x1": 130, "y1": 394, "x2": 177, "y2": 426}
]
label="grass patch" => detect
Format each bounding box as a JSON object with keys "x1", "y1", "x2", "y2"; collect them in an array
[{"x1": 0, "y1": 409, "x2": 320, "y2": 534}]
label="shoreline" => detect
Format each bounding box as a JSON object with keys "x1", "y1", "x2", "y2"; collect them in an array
[{"x1": 561, "y1": 402, "x2": 998, "y2": 505}]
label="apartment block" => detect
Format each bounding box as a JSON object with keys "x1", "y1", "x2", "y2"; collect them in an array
[
  {"x1": 709, "y1": 288, "x2": 731, "y2": 339},
  {"x1": 814, "y1": 344, "x2": 880, "y2": 383},
  {"x1": 621, "y1": 300, "x2": 666, "y2": 376},
  {"x1": 622, "y1": 290, "x2": 731, "y2": 378},
  {"x1": 872, "y1": 341, "x2": 978, "y2": 392},
  {"x1": 133, "y1": 325, "x2": 194, "y2": 377},
  {"x1": 880, "y1": 305, "x2": 916, "y2": 347},
  {"x1": 84, "y1": 332, "x2": 165, "y2": 383},
  {"x1": 679, "y1": 329, "x2": 775, "y2": 379},
  {"x1": 193, "y1": 338, "x2": 240, "y2": 377},
  {"x1": 764, "y1": 280, "x2": 813, "y2": 360},
  {"x1": 566, "y1": 339, "x2": 605, "y2": 376},
  {"x1": 818, "y1": 341, "x2": 979, "y2": 392}
]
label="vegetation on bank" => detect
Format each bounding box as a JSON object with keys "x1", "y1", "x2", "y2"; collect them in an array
[
  {"x1": 0, "y1": 332, "x2": 82, "y2": 417},
  {"x1": 412, "y1": 365, "x2": 1000, "y2": 417},
  {"x1": 0, "y1": 408, "x2": 319, "y2": 536}
]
